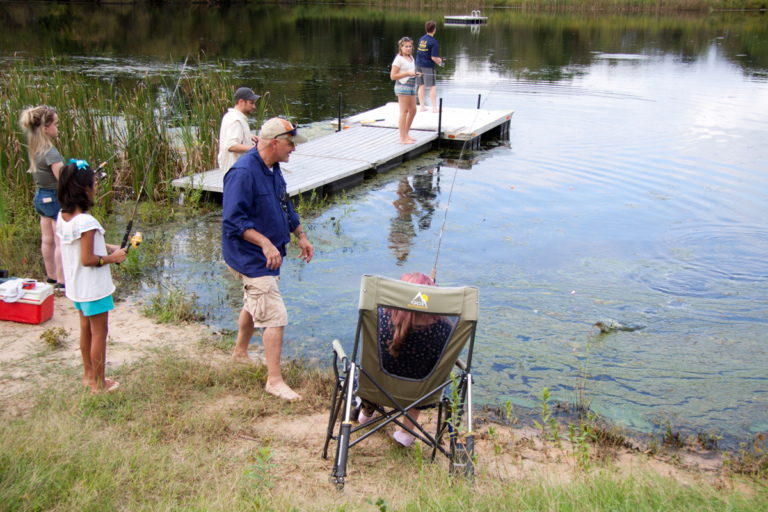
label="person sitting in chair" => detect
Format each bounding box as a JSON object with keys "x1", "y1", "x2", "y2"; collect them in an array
[{"x1": 359, "y1": 272, "x2": 454, "y2": 447}]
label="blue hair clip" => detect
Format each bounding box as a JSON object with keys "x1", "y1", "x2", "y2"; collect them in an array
[{"x1": 69, "y1": 158, "x2": 89, "y2": 170}]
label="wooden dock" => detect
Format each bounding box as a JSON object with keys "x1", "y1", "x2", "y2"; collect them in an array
[
  {"x1": 444, "y1": 11, "x2": 488, "y2": 25},
  {"x1": 171, "y1": 102, "x2": 513, "y2": 198}
]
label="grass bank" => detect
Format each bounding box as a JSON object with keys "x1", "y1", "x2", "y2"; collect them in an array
[{"x1": 0, "y1": 336, "x2": 766, "y2": 511}]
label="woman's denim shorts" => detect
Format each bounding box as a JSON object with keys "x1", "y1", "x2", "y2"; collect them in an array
[{"x1": 33, "y1": 187, "x2": 61, "y2": 219}]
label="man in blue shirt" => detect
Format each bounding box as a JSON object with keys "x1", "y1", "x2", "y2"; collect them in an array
[
  {"x1": 222, "y1": 117, "x2": 313, "y2": 402},
  {"x1": 415, "y1": 20, "x2": 443, "y2": 113}
]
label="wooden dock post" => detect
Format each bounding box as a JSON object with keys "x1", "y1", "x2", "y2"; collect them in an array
[{"x1": 437, "y1": 98, "x2": 443, "y2": 150}]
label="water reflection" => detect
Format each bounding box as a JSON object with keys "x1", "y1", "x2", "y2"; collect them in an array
[
  {"x1": 2, "y1": 5, "x2": 766, "y2": 124},
  {"x1": 388, "y1": 169, "x2": 439, "y2": 265}
]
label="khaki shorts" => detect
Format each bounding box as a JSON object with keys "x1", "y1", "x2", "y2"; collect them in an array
[{"x1": 228, "y1": 267, "x2": 288, "y2": 328}]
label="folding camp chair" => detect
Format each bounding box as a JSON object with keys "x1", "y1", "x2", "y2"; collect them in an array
[{"x1": 322, "y1": 274, "x2": 479, "y2": 491}]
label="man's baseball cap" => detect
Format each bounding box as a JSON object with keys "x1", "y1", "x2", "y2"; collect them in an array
[
  {"x1": 258, "y1": 117, "x2": 309, "y2": 143},
  {"x1": 234, "y1": 87, "x2": 260, "y2": 103}
]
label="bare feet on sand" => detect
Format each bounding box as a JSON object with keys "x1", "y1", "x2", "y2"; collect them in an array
[
  {"x1": 91, "y1": 379, "x2": 119, "y2": 395},
  {"x1": 232, "y1": 351, "x2": 256, "y2": 365},
  {"x1": 265, "y1": 381, "x2": 302, "y2": 402}
]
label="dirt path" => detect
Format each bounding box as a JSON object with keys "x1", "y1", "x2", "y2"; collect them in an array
[{"x1": 0, "y1": 292, "x2": 208, "y2": 404}]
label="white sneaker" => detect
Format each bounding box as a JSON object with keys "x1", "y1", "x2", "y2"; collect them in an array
[
  {"x1": 393, "y1": 430, "x2": 414, "y2": 448},
  {"x1": 359, "y1": 410, "x2": 373, "y2": 425}
]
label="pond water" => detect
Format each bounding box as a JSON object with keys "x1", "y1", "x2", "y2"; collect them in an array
[{"x1": 3, "y1": 3, "x2": 767, "y2": 444}]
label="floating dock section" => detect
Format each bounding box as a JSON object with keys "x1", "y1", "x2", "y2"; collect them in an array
[
  {"x1": 444, "y1": 11, "x2": 488, "y2": 25},
  {"x1": 172, "y1": 102, "x2": 512, "y2": 198}
]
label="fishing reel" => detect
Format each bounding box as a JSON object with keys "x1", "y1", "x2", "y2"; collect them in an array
[{"x1": 130, "y1": 232, "x2": 143, "y2": 249}]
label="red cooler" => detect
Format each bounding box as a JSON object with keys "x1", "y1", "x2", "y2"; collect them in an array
[{"x1": 0, "y1": 281, "x2": 54, "y2": 325}]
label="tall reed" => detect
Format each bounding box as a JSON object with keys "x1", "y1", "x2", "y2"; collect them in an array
[{"x1": 0, "y1": 55, "x2": 246, "y2": 277}]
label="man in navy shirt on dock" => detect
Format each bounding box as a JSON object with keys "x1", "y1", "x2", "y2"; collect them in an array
[
  {"x1": 415, "y1": 20, "x2": 443, "y2": 113},
  {"x1": 221, "y1": 117, "x2": 312, "y2": 402}
]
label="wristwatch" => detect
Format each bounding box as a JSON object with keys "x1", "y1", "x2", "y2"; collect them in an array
[{"x1": 97, "y1": 256, "x2": 105, "y2": 267}]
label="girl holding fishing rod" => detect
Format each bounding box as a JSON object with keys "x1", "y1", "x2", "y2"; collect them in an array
[
  {"x1": 391, "y1": 36, "x2": 420, "y2": 144},
  {"x1": 56, "y1": 159, "x2": 127, "y2": 394},
  {"x1": 20, "y1": 105, "x2": 65, "y2": 289}
]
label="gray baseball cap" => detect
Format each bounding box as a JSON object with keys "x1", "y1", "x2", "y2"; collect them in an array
[{"x1": 234, "y1": 87, "x2": 260, "y2": 103}]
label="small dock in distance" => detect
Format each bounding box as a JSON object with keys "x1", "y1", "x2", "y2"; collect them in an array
[
  {"x1": 171, "y1": 102, "x2": 513, "y2": 199},
  {"x1": 444, "y1": 10, "x2": 488, "y2": 25}
]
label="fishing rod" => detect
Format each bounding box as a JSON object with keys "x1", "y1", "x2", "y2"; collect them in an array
[
  {"x1": 119, "y1": 54, "x2": 190, "y2": 252},
  {"x1": 430, "y1": 81, "x2": 502, "y2": 283}
]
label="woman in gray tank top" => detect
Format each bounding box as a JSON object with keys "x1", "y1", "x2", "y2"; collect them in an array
[{"x1": 20, "y1": 105, "x2": 65, "y2": 288}]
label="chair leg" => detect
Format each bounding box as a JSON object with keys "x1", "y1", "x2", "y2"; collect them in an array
[
  {"x1": 330, "y1": 361, "x2": 358, "y2": 491},
  {"x1": 331, "y1": 422, "x2": 351, "y2": 491},
  {"x1": 323, "y1": 354, "x2": 349, "y2": 459},
  {"x1": 322, "y1": 377, "x2": 344, "y2": 459}
]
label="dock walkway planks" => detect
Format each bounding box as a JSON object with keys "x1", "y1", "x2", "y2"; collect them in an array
[
  {"x1": 336, "y1": 102, "x2": 512, "y2": 143},
  {"x1": 171, "y1": 102, "x2": 513, "y2": 197},
  {"x1": 172, "y1": 125, "x2": 435, "y2": 197}
]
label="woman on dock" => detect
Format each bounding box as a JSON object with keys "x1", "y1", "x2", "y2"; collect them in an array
[
  {"x1": 391, "y1": 37, "x2": 419, "y2": 144},
  {"x1": 20, "y1": 105, "x2": 65, "y2": 289}
]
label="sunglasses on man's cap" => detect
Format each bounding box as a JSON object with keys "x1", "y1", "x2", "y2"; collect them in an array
[{"x1": 274, "y1": 126, "x2": 299, "y2": 138}]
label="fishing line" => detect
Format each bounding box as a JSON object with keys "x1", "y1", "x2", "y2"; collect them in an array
[
  {"x1": 430, "y1": 79, "x2": 503, "y2": 283},
  {"x1": 119, "y1": 54, "x2": 190, "y2": 251}
]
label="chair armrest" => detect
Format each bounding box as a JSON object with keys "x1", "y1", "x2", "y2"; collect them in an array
[
  {"x1": 332, "y1": 339, "x2": 348, "y2": 361},
  {"x1": 455, "y1": 358, "x2": 467, "y2": 371}
]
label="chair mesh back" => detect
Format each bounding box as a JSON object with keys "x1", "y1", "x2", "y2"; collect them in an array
[{"x1": 356, "y1": 275, "x2": 479, "y2": 409}]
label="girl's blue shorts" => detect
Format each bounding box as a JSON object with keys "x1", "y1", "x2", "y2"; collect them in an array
[{"x1": 74, "y1": 295, "x2": 115, "y2": 317}]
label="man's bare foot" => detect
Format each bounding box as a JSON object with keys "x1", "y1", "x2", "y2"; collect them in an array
[
  {"x1": 431, "y1": 108, "x2": 439, "y2": 113},
  {"x1": 419, "y1": 107, "x2": 427, "y2": 112},
  {"x1": 232, "y1": 351, "x2": 256, "y2": 365},
  {"x1": 407, "y1": 136, "x2": 417, "y2": 143},
  {"x1": 265, "y1": 382, "x2": 302, "y2": 402},
  {"x1": 91, "y1": 379, "x2": 119, "y2": 395},
  {"x1": 399, "y1": 139, "x2": 416, "y2": 145}
]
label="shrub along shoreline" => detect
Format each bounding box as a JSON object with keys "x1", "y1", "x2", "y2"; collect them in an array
[
  {"x1": 0, "y1": 56, "x2": 253, "y2": 281},
  {"x1": 61, "y1": 0, "x2": 768, "y2": 13}
]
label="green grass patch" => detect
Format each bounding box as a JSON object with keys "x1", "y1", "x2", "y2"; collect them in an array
[
  {"x1": 1, "y1": 349, "x2": 766, "y2": 511},
  {"x1": 141, "y1": 283, "x2": 205, "y2": 324}
]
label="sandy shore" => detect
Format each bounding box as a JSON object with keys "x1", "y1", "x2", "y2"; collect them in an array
[
  {"x1": 0, "y1": 290, "x2": 728, "y2": 490},
  {"x1": 0, "y1": 291, "x2": 209, "y2": 404}
]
